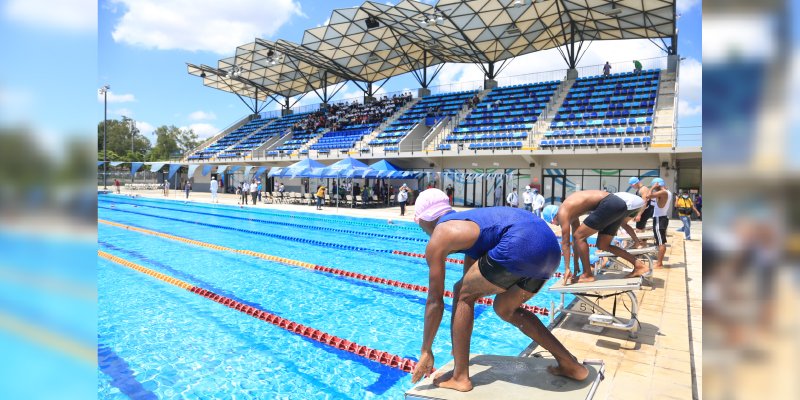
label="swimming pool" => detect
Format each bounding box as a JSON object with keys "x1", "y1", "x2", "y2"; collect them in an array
[{"x1": 97, "y1": 194, "x2": 575, "y2": 399}]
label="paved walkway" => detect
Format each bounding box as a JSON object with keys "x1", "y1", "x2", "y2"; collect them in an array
[{"x1": 100, "y1": 187, "x2": 701, "y2": 400}]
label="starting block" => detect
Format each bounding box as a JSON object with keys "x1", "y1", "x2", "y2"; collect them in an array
[
  {"x1": 405, "y1": 355, "x2": 605, "y2": 400},
  {"x1": 549, "y1": 272, "x2": 643, "y2": 338}
]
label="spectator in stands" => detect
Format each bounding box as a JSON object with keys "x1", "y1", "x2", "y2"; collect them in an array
[
  {"x1": 542, "y1": 190, "x2": 649, "y2": 284},
  {"x1": 315, "y1": 185, "x2": 326, "y2": 210},
  {"x1": 603, "y1": 61, "x2": 611, "y2": 76},
  {"x1": 506, "y1": 187, "x2": 518, "y2": 208},
  {"x1": 522, "y1": 186, "x2": 533, "y2": 212},
  {"x1": 250, "y1": 179, "x2": 258, "y2": 204},
  {"x1": 209, "y1": 176, "x2": 219, "y2": 203},
  {"x1": 397, "y1": 184, "x2": 409, "y2": 216},
  {"x1": 114, "y1": 178, "x2": 121, "y2": 194},
  {"x1": 633, "y1": 60, "x2": 643, "y2": 74},
  {"x1": 184, "y1": 180, "x2": 191, "y2": 199},
  {"x1": 241, "y1": 181, "x2": 250, "y2": 205},
  {"x1": 492, "y1": 99, "x2": 501, "y2": 110},
  {"x1": 410, "y1": 188, "x2": 589, "y2": 391},
  {"x1": 675, "y1": 190, "x2": 700, "y2": 240},
  {"x1": 532, "y1": 188, "x2": 545, "y2": 217},
  {"x1": 471, "y1": 94, "x2": 480, "y2": 107},
  {"x1": 446, "y1": 184, "x2": 455, "y2": 206}
]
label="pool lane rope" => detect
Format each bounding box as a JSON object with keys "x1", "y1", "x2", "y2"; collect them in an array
[
  {"x1": 99, "y1": 198, "x2": 427, "y2": 243},
  {"x1": 102, "y1": 194, "x2": 420, "y2": 231},
  {"x1": 97, "y1": 249, "x2": 419, "y2": 373},
  {"x1": 99, "y1": 219, "x2": 551, "y2": 317},
  {"x1": 100, "y1": 206, "x2": 465, "y2": 265}
]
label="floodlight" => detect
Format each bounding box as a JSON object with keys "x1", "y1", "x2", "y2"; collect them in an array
[{"x1": 365, "y1": 16, "x2": 380, "y2": 29}]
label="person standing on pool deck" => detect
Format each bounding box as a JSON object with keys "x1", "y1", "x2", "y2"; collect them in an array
[
  {"x1": 541, "y1": 190, "x2": 649, "y2": 285},
  {"x1": 410, "y1": 189, "x2": 589, "y2": 392},
  {"x1": 250, "y1": 179, "x2": 258, "y2": 204},
  {"x1": 209, "y1": 176, "x2": 218, "y2": 203},
  {"x1": 397, "y1": 184, "x2": 409, "y2": 216},
  {"x1": 647, "y1": 178, "x2": 672, "y2": 268},
  {"x1": 629, "y1": 177, "x2": 653, "y2": 232}
]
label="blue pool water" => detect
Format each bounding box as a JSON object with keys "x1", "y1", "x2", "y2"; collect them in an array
[{"x1": 97, "y1": 194, "x2": 575, "y2": 399}]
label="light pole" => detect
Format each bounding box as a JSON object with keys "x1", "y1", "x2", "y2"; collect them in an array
[{"x1": 99, "y1": 84, "x2": 110, "y2": 189}]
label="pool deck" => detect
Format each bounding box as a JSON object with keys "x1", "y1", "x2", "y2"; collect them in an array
[{"x1": 100, "y1": 188, "x2": 702, "y2": 400}]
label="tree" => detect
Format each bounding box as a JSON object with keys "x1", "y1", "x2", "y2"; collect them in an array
[
  {"x1": 97, "y1": 117, "x2": 151, "y2": 161},
  {"x1": 148, "y1": 125, "x2": 200, "y2": 161}
]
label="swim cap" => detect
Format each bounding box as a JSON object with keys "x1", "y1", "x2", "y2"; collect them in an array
[
  {"x1": 542, "y1": 205, "x2": 559, "y2": 224},
  {"x1": 652, "y1": 178, "x2": 665, "y2": 186},
  {"x1": 414, "y1": 188, "x2": 452, "y2": 223},
  {"x1": 525, "y1": 185, "x2": 531, "y2": 190},
  {"x1": 628, "y1": 177, "x2": 640, "y2": 186}
]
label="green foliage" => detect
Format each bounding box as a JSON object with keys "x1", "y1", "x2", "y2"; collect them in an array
[
  {"x1": 97, "y1": 118, "x2": 202, "y2": 162},
  {"x1": 97, "y1": 117, "x2": 150, "y2": 161}
]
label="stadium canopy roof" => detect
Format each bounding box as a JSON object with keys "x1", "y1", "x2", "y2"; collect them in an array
[{"x1": 188, "y1": 0, "x2": 676, "y2": 107}]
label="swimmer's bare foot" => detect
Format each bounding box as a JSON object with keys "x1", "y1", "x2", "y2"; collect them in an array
[
  {"x1": 574, "y1": 274, "x2": 596, "y2": 283},
  {"x1": 633, "y1": 241, "x2": 645, "y2": 249},
  {"x1": 547, "y1": 360, "x2": 589, "y2": 381},
  {"x1": 563, "y1": 270, "x2": 574, "y2": 286},
  {"x1": 653, "y1": 262, "x2": 664, "y2": 269},
  {"x1": 433, "y1": 370, "x2": 473, "y2": 392},
  {"x1": 626, "y1": 260, "x2": 649, "y2": 278}
]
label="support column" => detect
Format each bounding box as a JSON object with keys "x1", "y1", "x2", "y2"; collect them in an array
[
  {"x1": 417, "y1": 87, "x2": 431, "y2": 98},
  {"x1": 566, "y1": 68, "x2": 579, "y2": 80},
  {"x1": 667, "y1": 54, "x2": 680, "y2": 73}
]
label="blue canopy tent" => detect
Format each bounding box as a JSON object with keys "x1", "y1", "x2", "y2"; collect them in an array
[
  {"x1": 268, "y1": 158, "x2": 326, "y2": 179},
  {"x1": 365, "y1": 159, "x2": 404, "y2": 178},
  {"x1": 318, "y1": 157, "x2": 372, "y2": 178}
]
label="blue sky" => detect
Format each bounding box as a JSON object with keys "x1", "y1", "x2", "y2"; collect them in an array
[{"x1": 1, "y1": 0, "x2": 703, "y2": 148}]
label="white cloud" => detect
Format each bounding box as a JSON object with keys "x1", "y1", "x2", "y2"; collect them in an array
[
  {"x1": 678, "y1": 100, "x2": 701, "y2": 116},
  {"x1": 678, "y1": 57, "x2": 701, "y2": 103},
  {"x1": 135, "y1": 121, "x2": 156, "y2": 136},
  {"x1": 4, "y1": 0, "x2": 95, "y2": 32},
  {"x1": 111, "y1": 0, "x2": 304, "y2": 54},
  {"x1": 182, "y1": 123, "x2": 219, "y2": 139},
  {"x1": 676, "y1": 0, "x2": 700, "y2": 14},
  {"x1": 97, "y1": 91, "x2": 136, "y2": 103},
  {"x1": 188, "y1": 110, "x2": 217, "y2": 121}
]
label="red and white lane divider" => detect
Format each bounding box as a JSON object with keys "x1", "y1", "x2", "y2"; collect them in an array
[{"x1": 98, "y1": 250, "x2": 418, "y2": 373}]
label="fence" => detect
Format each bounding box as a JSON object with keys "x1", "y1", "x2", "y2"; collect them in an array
[{"x1": 575, "y1": 56, "x2": 669, "y2": 78}]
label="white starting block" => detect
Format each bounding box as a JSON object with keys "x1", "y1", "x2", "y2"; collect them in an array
[
  {"x1": 594, "y1": 246, "x2": 657, "y2": 286},
  {"x1": 405, "y1": 355, "x2": 605, "y2": 400},
  {"x1": 613, "y1": 232, "x2": 656, "y2": 249},
  {"x1": 549, "y1": 272, "x2": 643, "y2": 338}
]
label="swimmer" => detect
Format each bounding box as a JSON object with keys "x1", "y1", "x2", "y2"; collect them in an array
[
  {"x1": 410, "y1": 189, "x2": 588, "y2": 392},
  {"x1": 387, "y1": 218, "x2": 394, "y2": 224},
  {"x1": 542, "y1": 190, "x2": 649, "y2": 285}
]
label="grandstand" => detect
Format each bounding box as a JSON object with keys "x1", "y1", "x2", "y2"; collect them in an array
[{"x1": 176, "y1": 0, "x2": 697, "y2": 206}]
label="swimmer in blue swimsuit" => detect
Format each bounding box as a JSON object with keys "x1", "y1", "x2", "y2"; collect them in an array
[{"x1": 410, "y1": 189, "x2": 588, "y2": 392}]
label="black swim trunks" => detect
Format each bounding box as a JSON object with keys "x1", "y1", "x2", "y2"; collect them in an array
[
  {"x1": 583, "y1": 194, "x2": 629, "y2": 236},
  {"x1": 653, "y1": 216, "x2": 669, "y2": 245},
  {"x1": 478, "y1": 255, "x2": 547, "y2": 293},
  {"x1": 635, "y1": 203, "x2": 654, "y2": 230}
]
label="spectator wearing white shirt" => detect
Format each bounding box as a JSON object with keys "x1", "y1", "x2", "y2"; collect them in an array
[
  {"x1": 522, "y1": 186, "x2": 534, "y2": 212},
  {"x1": 241, "y1": 181, "x2": 250, "y2": 205},
  {"x1": 209, "y1": 176, "x2": 219, "y2": 203},
  {"x1": 532, "y1": 189, "x2": 545, "y2": 217},
  {"x1": 506, "y1": 187, "x2": 518, "y2": 207}
]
